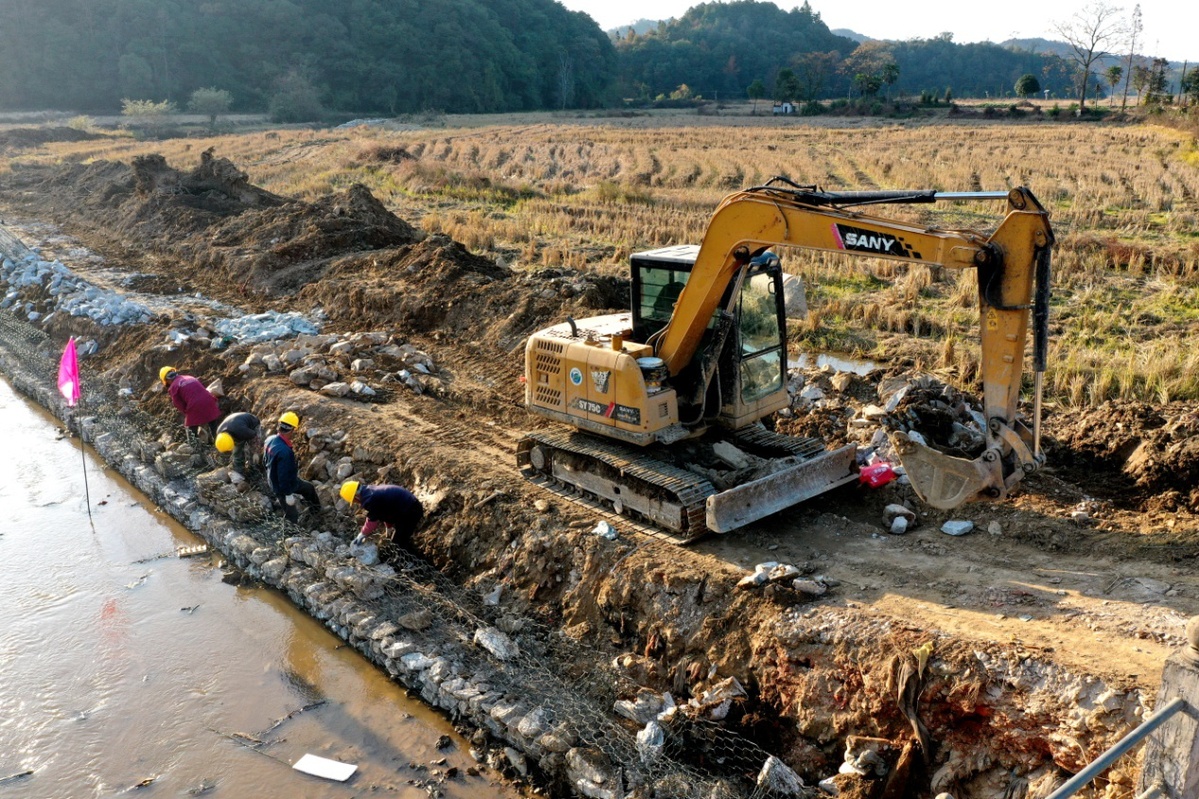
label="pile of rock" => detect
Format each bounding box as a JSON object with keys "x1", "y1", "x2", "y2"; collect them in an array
[
  {"x1": 235, "y1": 330, "x2": 440, "y2": 400},
  {"x1": 0, "y1": 250, "x2": 153, "y2": 327}
]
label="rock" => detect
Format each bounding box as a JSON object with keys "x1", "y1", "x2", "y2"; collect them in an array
[
  {"x1": 792, "y1": 578, "x2": 828, "y2": 596},
  {"x1": 534, "y1": 499, "x2": 550, "y2": 512},
  {"x1": 799, "y1": 385, "x2": 825, "y2": 403},
  {"x1": 862, "y1": 404, "x2": 887, "y2": 419},
  {"x1": 767, "y1": 563, "x2": 802, "y2": 582},
  {"x1": 818, "y1": 776, "x2": 840, "y2": 795},
  {"x1": 289, "y1": 367, "x2": 316, "y2": 386},
  {"x1": 399, "y1": 609, "x2": 433, "y2": 631},
  {"x1": 884, "y1": 503, "x2": 916, "y2": 525},
  {"x1": 592, "y1": 521, "x2": 617, "y2": 540},
  {"x1": 782, "y1": 273, "x2": 807, "y2": 318},
  {"x1": 941, "y1": 520, "x2": 974, "y2": 536},
  {"x1": 504, "y1": 747, "x2": 528, "y2": 777},
  {"x1": 636, "y1": 721, "x2": 664, "y2": 765},
  {"x1": 830, "y1": 372, "x2": 853, "y2": 392},
  {"x1": 757, "y1": 755, "x2": 805, "y2": 796},
  {"x1": 473, "y1": 627, "x2": 519, "y2": 661},
  {"x1": 987, "y1": 521, "x2": 1003, "y2": 536},
  {"x1": 350, "y1": 358, "x2": 375, "y2": 372},
  {"x1": 319, "y1": 381, "x2": 351, "y2": 397},
  {"x1": 890, "y1": 516, "x2": 909, "y2": 535}
]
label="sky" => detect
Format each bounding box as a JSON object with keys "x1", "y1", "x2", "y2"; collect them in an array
[{"x1": 559, "y1": 0, "x2": 1198, "y2": 64}]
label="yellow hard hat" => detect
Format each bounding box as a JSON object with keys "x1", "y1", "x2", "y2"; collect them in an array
[
  {"x1": 214, "y1": 431, "x2": 235, "y2": 453},
  {"x1": 159, "y1": 366, "x2": 178, "y2": 385},
  {"x1": 278, "y1": 411, "x2": 300, "y2": 429},
  {"x1": 340, "y1": 480, "x2": 360, "y2": 504}
]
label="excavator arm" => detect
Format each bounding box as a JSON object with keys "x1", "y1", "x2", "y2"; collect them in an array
[{"x1": 652, "y1": 183, "x2": 1055, "y2": 509}]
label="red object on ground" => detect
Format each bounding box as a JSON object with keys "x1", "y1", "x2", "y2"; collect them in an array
[{"x1": 859, "y1": 461, "x2": 897, "y2": 488}]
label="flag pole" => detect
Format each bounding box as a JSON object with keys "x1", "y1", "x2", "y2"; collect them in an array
[
  {"x1": 79, "y1": 418, "x2": 95, "y2": 532},
  {"x1": 57, "y1": 336, "x2": 94, "y2": 532}
]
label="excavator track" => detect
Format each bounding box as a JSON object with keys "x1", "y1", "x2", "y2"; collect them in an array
[
  {"x1": 518, "y1": 429, "x2": 716, "y2": 544},
  {"x1": 729, "y1": 424, "x2": 826, "y2": 459}
]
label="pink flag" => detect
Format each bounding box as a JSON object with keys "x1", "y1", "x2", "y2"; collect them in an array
[{"x1": 57, "y1": 337, "x2": 81, "y2": 407}]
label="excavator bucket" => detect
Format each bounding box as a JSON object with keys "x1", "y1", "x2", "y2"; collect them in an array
[{"x1": 890, "y1": 431, "x2": 1007, "y2": 510}]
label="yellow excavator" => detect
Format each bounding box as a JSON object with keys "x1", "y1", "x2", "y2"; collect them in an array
[{"x1": 519, "y1": 179, "x2": 1054, "y2": 541}]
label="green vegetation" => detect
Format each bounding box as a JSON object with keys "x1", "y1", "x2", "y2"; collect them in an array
[{"x1": 0, "y1": 0, "x2": 616, "y2": 114}]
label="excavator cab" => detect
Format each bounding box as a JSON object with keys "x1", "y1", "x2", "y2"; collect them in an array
[{"x1": 631, "y1": 246, "x2": 788, "y2": 429}]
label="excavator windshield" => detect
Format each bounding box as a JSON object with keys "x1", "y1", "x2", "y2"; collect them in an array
[{"x1": 736, "y1": 270, "x2": 785, "y2": 403}]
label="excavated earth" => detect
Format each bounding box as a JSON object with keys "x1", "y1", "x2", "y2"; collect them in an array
[{"x1": 3, "y1": 151, "x2": 1199, "y2": 799}]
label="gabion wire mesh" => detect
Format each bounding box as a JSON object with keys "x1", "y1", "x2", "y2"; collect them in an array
[{"x1": 0, "y1": 305, "x2": 792, "y2": 799}]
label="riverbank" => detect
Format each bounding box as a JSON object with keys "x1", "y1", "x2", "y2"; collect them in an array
[{"x1": 1, "y1": 146, "x2": 1195, "y2": 799}]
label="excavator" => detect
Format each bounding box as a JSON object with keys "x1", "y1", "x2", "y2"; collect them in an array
[{"x1": 519, "y1": 179, "x2": 1054, "y2": 541}]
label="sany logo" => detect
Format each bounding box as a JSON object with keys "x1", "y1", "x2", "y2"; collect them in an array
[{"x1": 832, "y1": 223, "x2": 910, "y2": 258}]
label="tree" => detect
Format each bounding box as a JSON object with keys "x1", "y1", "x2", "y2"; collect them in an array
[
  {"x1": 557, "y1": 52, "x2": 575, "y2": 110},
  {"x1": 1053, "y1": 1, "x2": 1125, "y2": 111},
  {"x1": 268, "y1": 70, "x2": 323, "y2": 123},
  {"x1": 840, "y1": 41, "x2": 897, "y2": 99},
  {"x1": 1121, "y1": 3, "x2": 1141, "y2": 110},
  {"x1": 1015, "y1": 73, "x2": 1041, "y2": 97},
  {"x1": 775, "y1": 68, "x2": 801, "y2": 102},
  {"x1": 1145, "y1": 57, "x2": 1169, "y2": 103},
  {"x1": 747, "y1": 79, "x2": 765, "y2": 113},
  {"x1": 120, "y1": 98, "x2": 177, "y2": 136},
  {"x1": 187, "y1": 87, "x2": 232, "y2": 129},
  {"x1": 793, "y1": 50, "x2": 840, "y2": 103},
  {"x1": 1181, "y1": 67, "x2": 1199, "y2": 107},
  {"x1": 1131, "y1": 63, "x2": 1151, "y2": 103},
  {"x1": 1104, "y1": 65, "x2": 1124, "y2": 106}
]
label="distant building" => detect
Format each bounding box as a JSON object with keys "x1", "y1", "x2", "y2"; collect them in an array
[{"x1": 772, "y1": 101, "x2": 794, "y2": 115}]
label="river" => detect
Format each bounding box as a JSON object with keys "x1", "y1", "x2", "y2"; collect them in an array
[{"x1": 0, "y1": 375, "x2": 518, "y2": 798}]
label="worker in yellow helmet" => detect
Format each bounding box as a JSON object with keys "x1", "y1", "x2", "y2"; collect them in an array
[
  {"x1": 160, "y1": 365, "x2": 221, "y2": 442},
  {"x1": 213, "y1": 411, "x2": 262, "y2": 477},
  {"x1": 263, "y1": 411, "x2": 320, "y2": 523},
  {"x1": 340, "y1": 480, "x2": 424, "y2": 554}
]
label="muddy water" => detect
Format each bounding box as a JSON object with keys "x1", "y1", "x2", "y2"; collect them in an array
[{"x1": 0, "y1": 377, "x2": 517, "y2": 798}]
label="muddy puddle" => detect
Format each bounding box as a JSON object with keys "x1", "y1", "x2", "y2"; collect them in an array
[{"x1": 0, "y1": 376, "x2": 518, "y2": 798}]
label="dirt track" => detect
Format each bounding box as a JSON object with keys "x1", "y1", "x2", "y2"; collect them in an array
[{"x1": 2, "y1": 149, "x2": 1198, "y2": 798}]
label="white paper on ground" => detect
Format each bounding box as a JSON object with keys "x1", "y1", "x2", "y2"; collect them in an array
[{"x1": 292, "y1": 753, "x2": 357, "y2": 781}]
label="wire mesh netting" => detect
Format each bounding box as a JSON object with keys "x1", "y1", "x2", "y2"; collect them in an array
[{"x1": 0, "y1": 302, "x2": 797, "y2": 799}]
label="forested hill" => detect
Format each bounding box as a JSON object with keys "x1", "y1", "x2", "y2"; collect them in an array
[
  {"x1": 615, "y1": 1, "x2": 1076, "y2": 102},
  {"x1": 0, "y1": 0, "x2": 616, "y2": 114},
  {"x1": 616, "y1": 1, "x2": 857, "y2": 101}
]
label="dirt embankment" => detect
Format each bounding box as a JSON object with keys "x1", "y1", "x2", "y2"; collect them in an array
[{"x1": 3, "y1": 152, "x2": 1198, "y2": 799}]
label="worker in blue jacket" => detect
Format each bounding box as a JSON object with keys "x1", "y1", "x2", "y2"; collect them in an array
[
  {"x1": 263, "y1": 411, "x2": 321, "y2": 523},
  {"x1": 340, "y1": 480, "x2": 424, "y2": 551}
]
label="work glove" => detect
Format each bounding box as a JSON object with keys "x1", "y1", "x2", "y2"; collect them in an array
[
  {"x1": 352, "y1": 533, "x2": 367, "y2": 546},
  {"x1": 285, "y1": 493, "x2": 299, "y2": 507}
]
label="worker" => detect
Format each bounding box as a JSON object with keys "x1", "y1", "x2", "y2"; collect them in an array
[
  {"x1": 214, "y1": 411, "x2": 262, "y2": 477},
  {"x1": 340, "y1": 480, "x2": 424, "y2": 553},
  {"x1": 263, "y1": 411, "x2": 321, "y2": 523},
  {"x1": 161, "y1": 366, "x2": 221, "y2": 443}
]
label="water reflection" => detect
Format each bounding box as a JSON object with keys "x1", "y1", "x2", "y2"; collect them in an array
[
  {"x1": 789, "y1": 352, "x2": 878, "y2": 376},
  {"x1": 0, "y1": 376, "x2": 518, "y2": 798}
]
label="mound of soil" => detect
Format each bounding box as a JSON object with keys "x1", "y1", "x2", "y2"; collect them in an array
[
  {"x1": 1047, "y1": 401, "x2": 1199, "y2": 511},
  {"x1": 0, "y1": 126, "x2": 104, "y2": 150}
]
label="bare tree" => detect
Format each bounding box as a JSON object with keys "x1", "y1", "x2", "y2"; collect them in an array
[
  {"x1": 1121, "y1": 4, "x2": 1141, "y2": 110},
  {"x1": 557, "y1": 51, "x2": 575, "y2": 111},
  {"x1": 1053, "y1": 1, "x2": 1126, "y2": 111}
]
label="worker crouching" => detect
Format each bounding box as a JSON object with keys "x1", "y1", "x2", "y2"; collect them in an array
[
  {"x1": 263, "y1": 411, "x2": 321, "y2": 523},
  {"x1": 340, "y1": 480, "x2": 424, "y2": 555},
  {"x1": 214, "y1": 411, "x2": 262, "y2": 477},
  {"x1": 161, "y1": 366, "x2": 221, "y2": 443}
]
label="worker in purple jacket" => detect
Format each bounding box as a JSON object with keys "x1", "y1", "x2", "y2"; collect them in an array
[
  {"x1": 339, "y1": 480, "x2": 424, "y2": 551},
  {"x1": 160, "y1": 366, "x2": 221, "y2": 442}
]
